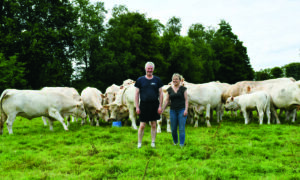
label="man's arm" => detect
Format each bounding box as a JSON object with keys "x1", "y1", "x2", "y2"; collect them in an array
[
  {"x1": 135, "y1": 88, "x2": 140, "y2": 114},
  {"x1": 157, "y1": 87, "x2": 163, "y2": 114}
]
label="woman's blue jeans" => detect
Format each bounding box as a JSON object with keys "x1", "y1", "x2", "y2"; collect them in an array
[{"x1": 170, "y1": 108, "x2": 187, "y2": 146}]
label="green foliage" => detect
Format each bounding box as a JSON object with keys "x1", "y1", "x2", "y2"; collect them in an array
[
  {"x1": 0, "y1": 114, "x2": 299, "y2": 179},
  {"x1": 212, "y1": 20, "x2": 254, "y2": 83},
  {"x1": 254, "y1": 68, "x2": 272, "y2": 80},
  {"x1": 271, "y1": 66, "x2": 284, "y2": 78},
  {"x1": 0, "y1": 0, "x2": 77, "y2": 89},
  {"x1": 0, "y1": 53, "x2": 27, "y2": 92},
  {"x1": 283, "y1": 62, "x2": 300, "y2": 80}
]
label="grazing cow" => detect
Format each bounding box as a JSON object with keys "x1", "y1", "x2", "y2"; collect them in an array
[
  {"x1": 81, "y1": 87, "x2": 109, "y2": 126},
  {"x1": 102, "y1": 84, "x2": 120, "y2": 105},
  {"x1": 0, "y1": 89, "x2": 86, "y2": 135},
  {"x1": 108, "y1": 84, "x2": 138, "y2": 129},
  {"x1": 41, "y1": 87, "x2": 82, "y2": 126},
  {"x1": 224, "y1": 91, "x2": 271, "y2": 125},
  {"x1": 184, "y1": 81, "x2": 223, "y2": 127}
]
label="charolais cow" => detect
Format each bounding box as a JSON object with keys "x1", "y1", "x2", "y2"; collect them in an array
[
  {"x1": 184, "y1": 81, "x2": 223, "y2": 127},
  {"x1": 225, "y1": 91, "x2": 271, "y2": 125},
  {"x1": 81, "y1": 87, "x2": 109, "y2": 126},
  {"x1": 0, "y1": 89, "x2": 86, "y2": 135},
  {"x1": 108, "y1": 84, "x2": 138, "y2": 129},
  {"x1": 41, "y1": 87, "x2": 82, "y2": 126},
  {"x1": 102, "y1": 84, "x2": 120, "y2": 105}
]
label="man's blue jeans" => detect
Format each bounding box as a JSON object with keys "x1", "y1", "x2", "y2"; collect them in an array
[{"x1": 170, "y1": 108, "x2": 187, "y2": 146}]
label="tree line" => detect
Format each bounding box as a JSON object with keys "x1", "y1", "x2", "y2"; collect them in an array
[{"x1": 1, "y1": 0, "x2": 299, "y2": 93}]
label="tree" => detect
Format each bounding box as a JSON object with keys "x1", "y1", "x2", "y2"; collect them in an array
[
  {"x1": 98, "y1": 6, "x2": 164, "y2": 89},
  {"x1": 1, "y1": 0, "x2": 77, "y2": 89},
  {"x1": 212, "y1": 20, "x2": 254, "y2": 83},
  {"x1": 71, "y1": 0, "x2": 106, "y2": 90},
  {"x1": 0, "y1": 53, "x2": 27, "y2": 93},
  {"x1": 188, "y1": 24, "x2": 220, "y2": 83},
  {"x1": 270, "y1": 67, "x2": 283, "y2": 78},
  {"x1": 283, "y1": 62, "x2": 300, "y2": 80},
  {"x1": 254, "y1": 68, "x2": 271, "y2": 80}
]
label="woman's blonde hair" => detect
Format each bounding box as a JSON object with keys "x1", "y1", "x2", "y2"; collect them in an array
[{"x1": 172, "y1": 73, "x2": 182, "y2": 81}]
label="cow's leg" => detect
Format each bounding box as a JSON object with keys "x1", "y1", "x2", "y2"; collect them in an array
[
  {"x1": 95, "y1": 117, "x2": 100, "y2": 127},
  {"x1": 241, "y1": 109, "x2": 249, "y2": 124},
  {"x1": 129, "y1": 106, "x2": 137, "y2": 130},
  {"x1": 266, "y1": 107, "x2": 271, "y2": 125},
  {"x1": 42, "y1": 116, "x2": 48, "y2": 126},
  {"x1": 206, "y1": 104, "x2": 211, "y2": 127},
  {"x1": 157, "y1": 118, "x2": 162, "y2": 133},
  {"x1": 66, "y1": 116, "x2": 71, "y2": 127},
  {"x1": 49, "y1": 108, "x2": 68, "y2": 131},
  {"x1": 271, "y1": 106, "x2": 281, "y2": 124},
  {"x1": 166, "y1": 117, "x2": 171, "y2": 133},
  {"x1": 48, "y1": 118, "x2": 54, "y2": 131},
  {"x1": 291, "y1": 109, "x2": 297, "y2": 123},
  {"x1": 258, "y1": 110, "x2": 264, "y2": 125},
  {"x1": 6, "y1": 114, "x2": 16, "y2": 134}
]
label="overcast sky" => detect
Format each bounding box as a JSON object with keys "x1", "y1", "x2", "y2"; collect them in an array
[{"x1": 91, "y1": 0, "x2": 300, "y2": 71}]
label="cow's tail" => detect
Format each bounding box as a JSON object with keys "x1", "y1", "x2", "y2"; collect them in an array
[{"x1": 0, "y1": 89, "x2": 10, "y2": 122}]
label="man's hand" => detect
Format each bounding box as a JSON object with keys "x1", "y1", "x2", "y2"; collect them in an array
[
  {"x1": 157, "y1": 106, "x2": 162, "y2": 114},
  {"x1": 136, "y1": 107, "x2": 140, "y2": 114}
]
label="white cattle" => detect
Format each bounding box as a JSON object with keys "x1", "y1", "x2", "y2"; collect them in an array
[
  {"x1": 102, "y1": 84, "x2": 121, "y2": 105},
  {"x1": 41, "y1": 87, "x2": 82, "y2": 126},
  {"x1": 81, "y1": 87, "x2": 109, "y2": 126},
  {"x1": 108, "y1": 84, "x2": 138, "y2": 129},
  {"x1": 224, "y1": 91, "x2": 271, "y2": 124},
  {"x1": 184, "y1": 81, "x2": 223, "y2": 127},
  {"x1": 0, "y1": 89, "x2": 86, "y2": 135},
  {"x1": 157, "y1": 85, "x2": 171, "y2": 133}
]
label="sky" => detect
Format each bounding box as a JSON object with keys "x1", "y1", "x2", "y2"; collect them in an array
[{"x1": 91, "y1": 0, "x2": 300, "y2": 71}]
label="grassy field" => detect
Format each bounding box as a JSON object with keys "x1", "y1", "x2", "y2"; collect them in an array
[{"x1": 0, "y1": 112, "x2": 299, "y2": 180}]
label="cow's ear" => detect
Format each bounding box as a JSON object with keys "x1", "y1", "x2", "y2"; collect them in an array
[
  {"x1": 247, "y1": 86, "x2": 251, "y2": 93},
  {"x1": 120, "y1": 85, "x2": 124, "y2": 89},
  {"x1": 231, "y1": 96, "x2": 234, "y2": 101},
  {"x1": 101, "y1": 94, "x2": 106, "y2": 98}
]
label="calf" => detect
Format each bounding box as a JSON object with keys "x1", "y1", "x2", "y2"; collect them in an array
[{"x1": 225, "y1": 91, "x2": 271, "y2": 125}]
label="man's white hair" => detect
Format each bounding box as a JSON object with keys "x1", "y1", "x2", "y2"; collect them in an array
[{"x1": 145, "y1": 62, "x2": 155, "y2": 70}]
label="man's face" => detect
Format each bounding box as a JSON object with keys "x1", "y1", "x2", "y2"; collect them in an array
[{"x1": 145, "y1": 66, "x2": 154, "y2": 75}]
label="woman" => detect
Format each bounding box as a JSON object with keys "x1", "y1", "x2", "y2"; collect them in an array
[{"x1": 162, "y1": 73, "x2": 188, "y2": 147}]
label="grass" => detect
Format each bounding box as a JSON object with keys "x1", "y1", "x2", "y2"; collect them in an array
[{"x1": 0, "y1": 112, "x2": 299, "y2": 179}]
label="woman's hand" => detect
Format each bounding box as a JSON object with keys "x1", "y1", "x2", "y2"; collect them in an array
[{"x1": 184, "y1": 109, "x2": 188, "y2": 116}]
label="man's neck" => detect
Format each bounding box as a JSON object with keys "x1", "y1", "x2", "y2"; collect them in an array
[{"x1": 145, "y1": 75, "x2": 153, "y2": 79}]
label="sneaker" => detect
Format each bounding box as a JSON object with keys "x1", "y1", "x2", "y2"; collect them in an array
[
  {"x1": 173, "y1": 143, "x2": 178, "y2": 146},
  {"x1": 151, "y1": 142, "x2": 155, "y2": 148},
  {"x1": 137, "y1": 143, "x2": 142, "y2": 149}
]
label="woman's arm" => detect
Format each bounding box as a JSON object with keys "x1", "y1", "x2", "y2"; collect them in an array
[{"x1": 184, "y1": 89, "x2": 188, "y2": 116}]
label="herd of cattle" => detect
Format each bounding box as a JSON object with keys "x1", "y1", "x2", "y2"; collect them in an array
[{"x1": 0, "y1": 77, "x2": 299, "y2": 135}]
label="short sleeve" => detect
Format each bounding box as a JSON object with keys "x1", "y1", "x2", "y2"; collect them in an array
[
  {"x1": 167, "y1": 87, "x2": 172, "y2": 95},
  {"x1": 134, "y1": 77, "x2": 141, "y2": 89}
]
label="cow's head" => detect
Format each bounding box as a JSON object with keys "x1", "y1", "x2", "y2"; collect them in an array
[{"x1": 224, "y1": 96, "x2": 239, "y2": 111}]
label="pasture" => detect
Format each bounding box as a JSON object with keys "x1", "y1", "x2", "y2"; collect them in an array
[{"x1": 0, "y1": 112, "x2": 299, "y2": 179}]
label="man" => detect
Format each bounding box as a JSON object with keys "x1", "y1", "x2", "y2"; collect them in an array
[{"x1": 135, "y1": 62, "x2": 164, "y2": 148}]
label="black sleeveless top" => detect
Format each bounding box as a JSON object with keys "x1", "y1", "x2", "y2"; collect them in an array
[{"x1": 167, "y1": 86, "x2": 187, "y2": 110}]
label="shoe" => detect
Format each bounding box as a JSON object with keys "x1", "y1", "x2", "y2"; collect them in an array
[
  {"x1": 173, "y1": 143, "x2": 178, "y2": 146},
  {"x1": 137, "y1": 143, "x2": 142, "y2": 149},
  {"x1": 151, "y1": 142, "x2": 155, "y2": 148}
]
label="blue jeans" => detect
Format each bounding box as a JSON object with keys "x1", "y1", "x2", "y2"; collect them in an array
[{"x1": 170, "y1": 108, "x2": 187, "y2": 146}]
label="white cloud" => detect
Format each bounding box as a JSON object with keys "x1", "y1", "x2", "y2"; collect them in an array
[{"x1": 91, "y1": 0, "x2": 300, "y2": 71}]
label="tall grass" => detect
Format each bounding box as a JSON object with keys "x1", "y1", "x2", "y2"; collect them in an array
[{"x1": 0, "y1": 112, "x2": 299, "y2": 179}]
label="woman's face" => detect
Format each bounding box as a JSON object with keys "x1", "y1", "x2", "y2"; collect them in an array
[{"x1": 172, "y1": 76, "x2": 180, "y2": 86}]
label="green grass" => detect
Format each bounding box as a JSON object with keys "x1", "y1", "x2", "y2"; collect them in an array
[{"x1": 0, "y1": 112, "x2": 299, "y2": 179}]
